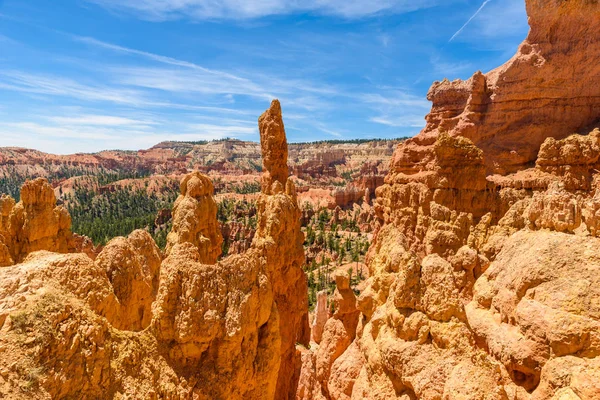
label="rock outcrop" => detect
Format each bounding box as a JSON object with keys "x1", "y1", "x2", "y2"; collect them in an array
[
  {"x1": 0, "y1": 195, "x2": 14, "y2": 266},
  {"x1": 297, "y1": 1, "x2": 600, "y2": 398},
  {"x1": 0, "y1": 100, "x2": 309, "y2": 399},
  {"x1": 316, "y1": 273, "x2": 360, "y2": 397},
  {"x1": 400, "y1": 0, "x2": 600, "y2": 175},
  {"x1": 255, "y1": 100, "x2": 311, "y2": 399},
  {"x1": 95, "y1": 229, "x2": 162, "y2": 331},
  {"x1": 311, "y1": 290, "x2": 329, "y2": 344},
  {"x1": 221, "y1": 221, "x2": 255, "y2": 255},
  {"x1": 165, "y1": 171, "x2": 223, "y2": 262},
  {"x1": 0, "y1": 178, "x2": 77, "y2": 265},
  {"x1": 299, "y1": 273, "x2": 361, "y2": 400}
]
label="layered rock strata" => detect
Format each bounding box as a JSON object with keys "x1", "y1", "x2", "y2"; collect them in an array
[{"x1": 402, "y1": 0, "x2": 600, "y2": 175}]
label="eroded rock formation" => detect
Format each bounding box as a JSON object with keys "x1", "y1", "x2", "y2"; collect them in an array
[
  {"x1": 299, "y1": 272, "x2": 361, "y2": 400},
  {"x1": 95, "y1": 229, "x2": 162, "y2": 331},
  {"x1": 165, "y1": 171, "x2": 223, "y2": 262},
  {"x1": 404, "y1": 0, "x2": 600, "y2": 175},
  {"x1": 297, "y1": 0, "x2": 600, "y2": 398},
  {"x1": 311, "y1": 290, "x2": 329, "y2": 344},
  {"x1": 0, "y1": 100, "x2": 309, "y2": 399},
  {"x1": 0, "y1": 178, "x2": 80, "y2": 266},
  {"x1": 256, "y1": 100, "x2": 311, "y2": 399}
]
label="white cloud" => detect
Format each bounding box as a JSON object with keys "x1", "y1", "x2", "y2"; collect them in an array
[
  {"x1": 112, "y1": 66, "x2": 272, "y2": 100},
  {"x1": 0, "y1": 116, "x2": 254, "y2": 154},
  {"x1": 0, "y1": 69, "x2": 260, "y2": 116},
  {"x1": 429, "y1": 53, "x2": 473, "y2": 80},
  {"x1": 86, "y1": 0, "x2": 440, "y2": 20},
  {"x1": 75, "y1": 35, "x2": 342, "y2": 107},
  {"x1": 369, "y1": 116, "x2": 424, "y2": 128},
  {"x1": 74, "y1": 36, "x2": 251, "y2": 84},
  {"x1": 0, "y1": 122, "x2": 119, "y2": 140}
]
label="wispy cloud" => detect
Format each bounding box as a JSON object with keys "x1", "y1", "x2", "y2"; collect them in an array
[
  {"x1": 0, "y1": 70, "x2": 148, "y2": 105},
  {"x1": 86, "y1": 0, "x2": 440, "y2": 20},
  {"x1": 74, "y1": 36, "x2": 252, "y2": 84},
  {"x1": 112, "y1": 66, "x2": 272, "y2": 100},
  {"x1": 0, "y1": 69, "x2": 263, "y2": 117},
  {"x1": 363, "y1": 90, "x2": 430, "y2": 129},
  {"x1": 75, "y1": 35, "x2": 341, "y2": 106},
  {"x1": 369, "y1": 116, "x2": 424, "y2": 128},
  {"x1": 0, "y1": 114, "x2": 255, "y2": 154},
  {"x1": 379, "y1": 34, "x2": 391, "y2": 48},
  {"x1": 449, "y1": 0, "x2": 492, "y2": 42},
  {"x1": 48, "y1": 114, "x2": 157, "y2": 127},
  {"x1": 430, "y1": 54, "x2": 473, "y2": 79}
]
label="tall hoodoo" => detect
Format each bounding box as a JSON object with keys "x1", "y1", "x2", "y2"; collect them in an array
[
  {"x1": 259, "y1": 99, "x2": 289, "y2": 193},
  {"x1": 255, "y1": 99, "x2": 310, "y2": 399}
]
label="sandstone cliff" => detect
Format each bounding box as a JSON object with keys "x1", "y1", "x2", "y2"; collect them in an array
[
  {"x1": 0, "y1": 100, "x2": 309, "y2": 399},
  {"x1": 298, "y1": 0, "x2": 600, "y2": 399},
  {"x1": 400, "y1": 0, "x2": 600, "y2": 175}
]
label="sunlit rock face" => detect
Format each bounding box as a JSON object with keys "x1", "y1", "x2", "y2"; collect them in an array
[
  {"x1": 165, "y1": 171, "x2": 223, "y2": 263},
  {"x1": 0, "y1": 178, "x2": 73, "y2": 265},
  {"x1": 296, "y1": 1, "x2": 600, "y2": 399},
  {"x1": 396, "y1": 0, "x2": 600, "y2": 176}
]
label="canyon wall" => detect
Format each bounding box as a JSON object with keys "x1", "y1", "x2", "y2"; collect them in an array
[
  {"x1": 299, "y1": 0, "x2": 600, "y2": 399},
  {"x1": 409, "y1": 0, "x2": 600, "y2": 175},
  {"x1": 0, "y1": 100, "x2": 309, "y2": 399}
]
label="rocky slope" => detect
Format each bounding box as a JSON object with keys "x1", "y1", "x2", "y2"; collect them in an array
[
  {"x1": 0, "y1": 100, "x2": 309, "y2": 399},
  {"x1": 296, "y1": 0, "x2": 600, "y2": 399}
]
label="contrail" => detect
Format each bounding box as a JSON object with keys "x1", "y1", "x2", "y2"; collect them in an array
[{"x1": 449, "y1": 0, "x2": 492, "y2": 42}]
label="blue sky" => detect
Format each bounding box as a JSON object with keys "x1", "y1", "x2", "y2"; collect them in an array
[{"x1": 0, "y1": 0, "x2": 528, "y2": 154}]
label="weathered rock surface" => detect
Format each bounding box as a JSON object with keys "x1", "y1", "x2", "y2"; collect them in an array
[
  {"x1": 397, "y1": 0, "x2": 600, "y2": 175},
  {"x1": 95, "y1": 229, "x2": 162, "y2": 331},
  {"x1": 221, "y1": 220, "x2": 255, "y2": 255},
  {"x1": 0, "y1": 178, "x2": 84, "y2": 266},
  {"x1": 299, "y1": 273, "x2": 361, "y2": 400},
  {"x1": 0, "y1": 100, "x2": 309, "y2": 400},
  {"x1": 165, "y1": 171, "x2": 223, "y2": 262},
  {"x1": 297, "y1": 1, "x2": 600, "y2": 398},
  {"x1": 311, "y1": 290, "x2": 329, "y2": 344},
  {"x1": 255, "y1": 100, "x2": 311, "y2": 399}
]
